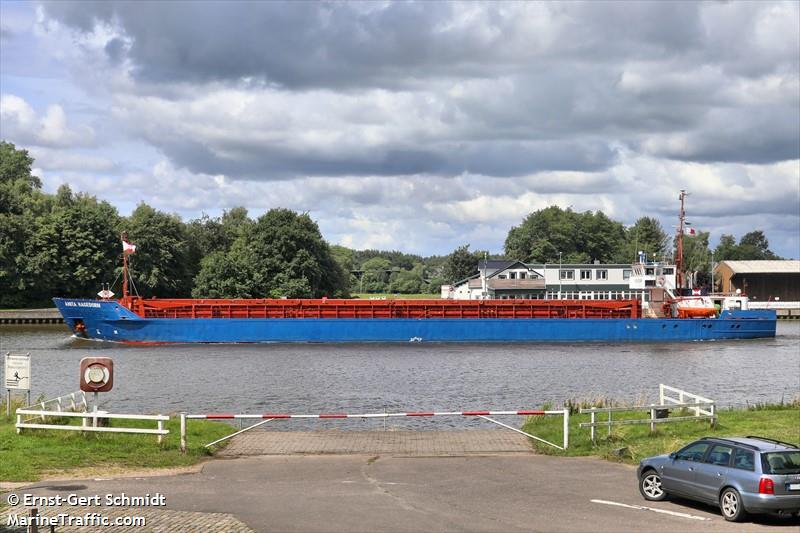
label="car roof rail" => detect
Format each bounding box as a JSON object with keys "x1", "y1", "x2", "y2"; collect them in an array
[
  {"x1": 745, "y1": 436, "x2": 799, "y2": 449},
  {"x1": 701, "y1": 436, "x2": 760, "y2": 450}
]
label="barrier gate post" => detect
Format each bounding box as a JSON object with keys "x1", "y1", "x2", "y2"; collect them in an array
[{"x1": 180, "y1": 412, "x2": 186, "y2": 454}]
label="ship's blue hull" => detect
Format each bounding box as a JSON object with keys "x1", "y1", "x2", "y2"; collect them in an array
[{"x1": 53, "y1": 298, "x2": 777, "y2": 343}]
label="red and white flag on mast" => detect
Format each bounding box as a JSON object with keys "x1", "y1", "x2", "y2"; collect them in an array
[
  {"x1": 122, "y1": 239, "x2": 137, "y2": 254},
  {"x1": 683, "y1": 228, "x2": 697, "y2": 236}
]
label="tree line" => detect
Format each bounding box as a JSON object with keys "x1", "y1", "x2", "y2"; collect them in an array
[{"x1": 0, "y1": 142, "x2": 782, "y2": 307}]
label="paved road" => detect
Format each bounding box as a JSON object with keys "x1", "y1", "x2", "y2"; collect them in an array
[{"x1": 8, "y1": 453, "x2": 799, "y2": 532}]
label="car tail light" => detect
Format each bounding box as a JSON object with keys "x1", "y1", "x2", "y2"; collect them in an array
[{"x1": 759, "y1": 477, "x2": 774, "y2": 494}]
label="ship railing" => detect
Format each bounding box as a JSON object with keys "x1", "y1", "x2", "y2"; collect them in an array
[{"x1": 579, "y1": 384, "x2": 715, "y2": 444}]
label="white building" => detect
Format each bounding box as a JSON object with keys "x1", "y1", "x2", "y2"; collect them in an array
[{"x1": 441, "y1": 260, "x2": 677, "y2": 301}]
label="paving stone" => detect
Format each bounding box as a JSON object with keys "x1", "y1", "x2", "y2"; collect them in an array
[{"x1": 217, "y1": 430, "x2": 533, "y2": 457}]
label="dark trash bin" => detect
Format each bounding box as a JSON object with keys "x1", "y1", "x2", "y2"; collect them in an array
[{"x1": 654, "y1": 408, "x2": 669, "y2": 419}]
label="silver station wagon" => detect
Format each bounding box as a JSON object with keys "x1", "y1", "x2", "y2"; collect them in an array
[{"x1": 637, "y1": 436, "x2": 800, "y2": 521}]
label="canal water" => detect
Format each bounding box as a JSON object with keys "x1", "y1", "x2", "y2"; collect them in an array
[{"x1": 2, "y1": 322, "x2": 798, "y2": 430}]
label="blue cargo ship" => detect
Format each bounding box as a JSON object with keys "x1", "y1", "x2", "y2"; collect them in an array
[{"x1": 53, "y1": 296, "x2": 776, "y2": 343}]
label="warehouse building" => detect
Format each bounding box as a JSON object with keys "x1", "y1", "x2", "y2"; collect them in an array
[{"x1": 714, "y1": 260, "x2": 800, "y2": 301}]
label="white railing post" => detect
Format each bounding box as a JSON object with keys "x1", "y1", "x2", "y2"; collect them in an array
[
  {"x1": 157, "y1": 415, "x2": 163, "y2": 444},
  {"x1": 180, "y1": 413, "x2": 187, "y2": 454},
  {"x1": 563, "y1": 408, "x2": 569, "y2": 450},
  {"x1": 659, "y1": 384, "x2": 665, "y2": 406},
  {"x1": 16, "y1": 412, "x2": 21, "y2": 434},
  {"x1": 590, "y1": 411, "x2": 596, "y2": 444},
  {"x1": 650, "y1": 408, "x2": 656, "y2": 433}
]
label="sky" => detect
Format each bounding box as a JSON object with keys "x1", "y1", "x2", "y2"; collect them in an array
[{"x1": 1, "y1": 1, "x2": 799, "y2": 258}]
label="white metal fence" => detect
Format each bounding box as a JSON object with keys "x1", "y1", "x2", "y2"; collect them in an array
[
  {"x1": 15, "y1": 392, "x2": 168, "y2": 443},
  {"x1": 579, "y1": 384, "x2": 716, "y2": 443},
  {"x1": 659, "y1": 384, "x2": 715, "y2": 417}
]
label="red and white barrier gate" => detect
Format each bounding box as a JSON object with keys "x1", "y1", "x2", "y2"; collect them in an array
[{"x1": 180, "y1": 408, "x2": 569, "y2": 452}]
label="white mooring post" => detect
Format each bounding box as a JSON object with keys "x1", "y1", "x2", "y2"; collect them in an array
[
  {"x1": 650, "y1": 408, "x2": 656, "y2": 433},
  {"x1": 180, "y1": 412, "x2": 187, "y2": 454},
  {"x1": 563, "y1": 408, "x2": 569, "y2": 450}
]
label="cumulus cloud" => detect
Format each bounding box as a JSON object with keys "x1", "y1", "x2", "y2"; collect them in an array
[
  {"x1": 2, "y1": 1, "x2": 798, "y2": 256},
  {"x1": 37, "y1": 0, "x2": 798, "y2": 176},
  {"x1": 29, "y1": 147, "x2": 115, "y2": 172},
  {"x1": 0, "y1": 94, "x2": 95, "y2": 147}
]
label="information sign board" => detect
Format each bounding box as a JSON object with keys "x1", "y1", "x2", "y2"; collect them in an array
[{"x1": 4, "y1": 352, "x2": 31, "y2": 391}]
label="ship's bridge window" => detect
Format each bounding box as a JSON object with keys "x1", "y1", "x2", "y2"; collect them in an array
[
  {"x1": 560, "y1": 270, "x2": 574, "y2": 280},
  {"x1": 645, "y1": 268, "x2": 655, "y2": 276},
  {"x1": 519, "y1": 272, "x2": 526, "y2": 279},
  {"x1": 623, "y1": 269, "x2": 632, "y2": 280},
  {"x1": 580, "y1": 269, "x2": 592, "y2": 280},
  {"x1": 509, "y1": 272, "x2": 517, "y2": 279},
  {"x1": 498, "y1": 275, "x2": 507, "y2": 279},
  {"x1": 663, "y1": 267, "x2": 674, "y2": 275},
  {"x1": 596, "y1": 270, "x2": 608, "y2": 280}
]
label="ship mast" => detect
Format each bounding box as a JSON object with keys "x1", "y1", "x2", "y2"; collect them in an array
[
  {"x1": 121, "y1": 232, "x2": 129, "y2": 300},
  {"x1": 676, "y1": 190, "x2": 687, "y2": 289}
]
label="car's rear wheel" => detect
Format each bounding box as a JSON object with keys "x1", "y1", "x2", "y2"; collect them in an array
[
  {"x1": 720, "y1": 487, "x2": 747, "y2": 522},
  {"x1": 639, "y1": 470, "x2": 667, "y2": 501}
]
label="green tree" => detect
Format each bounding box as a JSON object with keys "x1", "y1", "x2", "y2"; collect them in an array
[
  {"x1": 619, "y1": 217, "x2": 669, "y2": 263},
  {"x1": 678, "y1": 231, "x2": 711, "y2": 287},
  {"x1": 192, "y1": 208, "x2": 348, "y2": 298},
  {"x1": 360, "y1": 257, "x2": 392, "y2": 293},
  {"x1": 504, "y1": 206, "x2": 625, "y2": 263},
  {"x1": 122, "y1": 203, "x2": 192, "y2": 297},
  {"x1": 389, "y1": 263, "x2": 427, "y2": 293},
  {"x1": 737, "y1": 231, "x2": 780, "y2": 260},
  {"x1": 221, "y1": 207, "x2": 252, "y2": 244},
  {"x1": 713, "y1": 234, "x2": 739, "y2": 261},
  {"x1": 191, "y1": 251, "x2": 249, "y2": 298},
  {"x1": 442, "y1": 244, "x2": 481, "y2": 284},
  {"x1": 713, "y1": 231, "x2": 781, "y2": 261},
  {"x1": 0, "y1": 142, "x2": 48, "y2": 306},
  {"x1": 24, "y1": 185, "x2": 121, "y2": 300},
  {"x1": 579, "y1": 211, "x2": 625, "y2": 264},
  {"x1": 0, "y1": 141, "x2": 41, "y2": 190}
]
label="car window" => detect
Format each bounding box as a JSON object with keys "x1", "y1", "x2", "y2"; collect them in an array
[
  {"x1": 675, "y1": 442, "x2": 710, "y2": 462},
  {"x1": 732, "y1": 448, "x2": 755, "y2": 471},
  {"x1": 762, "y1": 451, "x2": 800, "y2": 474},
  {"x1": 705, "y1": 444, "x2": 733, "y2": 467}
]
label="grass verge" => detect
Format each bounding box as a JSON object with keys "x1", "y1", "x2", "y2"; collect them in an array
[
  {"x1": 0, "y1": 398, "x2": 234, "y2": 482},
  {"x1": 522, "y1": 401, "x2": 800, "y2": 464}
]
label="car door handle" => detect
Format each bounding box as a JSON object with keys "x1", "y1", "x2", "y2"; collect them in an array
[{"x1": 688, "y1": 467, "x2": 694, "y2": 471}]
